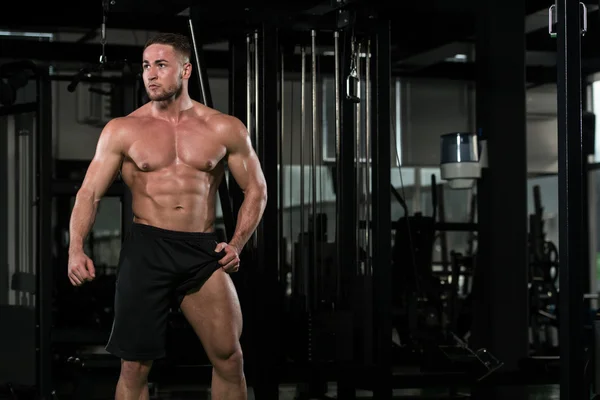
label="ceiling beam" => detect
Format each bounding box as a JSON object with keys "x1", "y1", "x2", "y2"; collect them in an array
[
  {"x1": 0, "y1": 12, "x2": 190, "y2": 33},
  {"x1": 0, "y1": 39, "x2": 229, "y2": 69},
  {"x1": 396, "y1": 42, "x2": 471, "y2": 70},
  {"x1": 0, "y1": 36, "x2": 566, "y2": 83},
  {"x1": 396, "y1": 5, "x2": 598, "y2": 70}
]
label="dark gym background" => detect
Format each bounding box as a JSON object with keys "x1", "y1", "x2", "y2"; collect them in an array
[{"x1": 0, "y1": 0, "x2": 599, "y2": 399}]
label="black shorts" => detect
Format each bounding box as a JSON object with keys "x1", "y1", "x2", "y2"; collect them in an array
[{"x1": 105, "y1": 222, "x2": 225, "y2": 361}]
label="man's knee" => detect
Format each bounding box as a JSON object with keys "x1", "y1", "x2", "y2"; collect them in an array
[
  {"x1": 213, "y1": 348, "x2": 244, "y2": 382},
  {"x1": 120, "y1": 359, "x2": 153, "y2": 384}
]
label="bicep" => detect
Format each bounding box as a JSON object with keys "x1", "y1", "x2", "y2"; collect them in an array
[
  {"x1": 226, "y1": 131, "x2": 265, "y2": 193},
  {"x1": 79, "y1": 121, "x2": 124, "y2": 199}
]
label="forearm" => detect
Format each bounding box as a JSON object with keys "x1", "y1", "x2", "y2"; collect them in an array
[
  {"x1": 228, "y1": 187, "x2": 267, "y2": 252},
  {"x1": 69, "y1": 189, "x2": 100, "y2": 254}
]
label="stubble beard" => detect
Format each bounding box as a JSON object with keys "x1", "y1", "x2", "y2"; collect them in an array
[{"x1": 147, "y1": 81, "x2": 183, "y2": 102}]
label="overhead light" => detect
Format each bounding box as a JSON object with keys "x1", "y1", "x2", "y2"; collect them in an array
[
  {"x1": 0, "y1": 30, "x2": 53, "y2": 39},
  {"x1": 445, "y1": 53, "x2": 468, "y2": 63}
]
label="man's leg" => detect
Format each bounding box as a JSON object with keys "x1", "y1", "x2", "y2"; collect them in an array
[
  {"x1": 115, "y1": 359, "x2": 153, "y2": 400},
  {"x1": 180, "y1": 268, "x2": 246, "y2": 400}
]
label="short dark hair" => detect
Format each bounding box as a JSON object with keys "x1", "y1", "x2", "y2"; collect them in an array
[{"x1": 144, "y1": 33, "x2": 192, "y2": 62}]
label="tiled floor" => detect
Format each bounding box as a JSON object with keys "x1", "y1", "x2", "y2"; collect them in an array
[
  {"x1": 40, "y1": 383, "x2": 561, "y2": 399},
  {"x1": 150, "y1": 385, "x2": 560, "y2": 399},
  {"x1": 0, "y1": 377, "x2": 565, "y2": 399}
]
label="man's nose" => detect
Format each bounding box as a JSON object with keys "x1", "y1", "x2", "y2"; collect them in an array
[{"x1": 146, "y1": 68, "x2": 157, "y2": 79}]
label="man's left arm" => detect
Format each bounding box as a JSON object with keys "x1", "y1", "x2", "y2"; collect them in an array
[{"x1": 215, "y1": 116, "x2": 267, "y2": 271}]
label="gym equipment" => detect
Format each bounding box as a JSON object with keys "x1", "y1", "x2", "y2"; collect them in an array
[
  {"x1": 0, "y1": 61, "x2": 35, "y2": 107},
  {"x1": 354, "y1": 37, "x2": 363, "y2": 276},
  {"x1": 439, "y1": 132, "x2": 483, "y2": 189},
  {"x1": 0, "y1": 60, "x2": 53, "y2": 399},
  {"x1": 528, "y1": 184, "x2": 559, "y2": 355},
  {"x1": 311, "y1": 30, "x2": 318, "y2": 307},
  {"x1": 391, "y1": 172, "x2": 501, "y2": 382},
  {"x1": 364, "y1": 38, "x2": 371, "y2": 273},
  {"x1": 300, "y1": 43, "x2": 307, "y2": 309},
  {"x1": 552, "y1": 3, "x2": 588, "y2": 396},
  {"x1": 67, "y1": 1, "x2": 132, "y2": 94},
  {"x1": 246, "y1": 34, "x2": 252, "y2": 146}
]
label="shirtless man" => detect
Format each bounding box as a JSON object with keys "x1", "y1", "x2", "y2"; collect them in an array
[{"x1": 67, "y1": 32, "x2": 267, "y2": 400}]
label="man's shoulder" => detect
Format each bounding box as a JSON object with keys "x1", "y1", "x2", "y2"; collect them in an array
[
  {"x1": 105, "y1": 107, "x2": 152, "y2": 130},
  {"x1": 102, "y1": 116, "x2": 138, "y2": 133},
  {"x1": 198, "y1": 108, "x2": 245, "y2": 136}
]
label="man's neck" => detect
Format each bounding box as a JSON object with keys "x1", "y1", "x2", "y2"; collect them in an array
[{"x1": 151, "y1": 94, "x2": 194, "y2": 122}]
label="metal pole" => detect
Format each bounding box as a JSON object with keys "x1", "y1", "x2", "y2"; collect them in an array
[
  {"x1": 364, "y1": 39, "x2": 371, "y2": 276},
  {"x1": 279, "y1": 51, "x2": 285, "y2": 282},
  {"x1": 355, "y1": 41, "x2": 362, "y2": 275},
  {"x1": 188, "y1": 18, "x2": 211, "y2": 106},
  {"x1": 300, "y1": 46, "x2": 306, "y2": 309},
  {"x1": 36, "y1": 67, "x2": 53, "y2": 400},
  {"x1": 311, "y1": 30, "x2": 318, "y2": 310},
  {"x1": 372, "y1": 21, "x2": 392, "y2": 399},
  {"x1": 254, "y1": 30, "x2": 260, "y2": 158},
  {"x1": 14, "y1": 117, "x2": 20, "y2": 302},
  {"x1": 335, "y1": 28, "x2": 358, "y2": 400},
  {"x1": 247, "y1": 34, "x2": 252, "y2": 145},
  {"x1": 0, "y1": 111, "x2": 7, "y2": 307},
  {"x1": 254, "y1": 23, "x2": 281, "y2": 399},
  {"x1": 334, "y1": 30, "x2": 341, "y2": 300},
  {"x1": 289, "y1": 66, "x2": 294, "y2": 294},
  {"x1": 556, "y1": 1, "x2": 586, "y2": 398}
]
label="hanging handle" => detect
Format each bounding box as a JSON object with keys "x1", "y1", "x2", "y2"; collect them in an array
[
  {"x1": 548, "y1": 4, "x2": 556, "y2": 38},
  {"x1": 581, "y1": 2, "x2": 588, "y2": 36},
  {"x1": 549, "y1": 2, "x2": 588, "y2": 38}
]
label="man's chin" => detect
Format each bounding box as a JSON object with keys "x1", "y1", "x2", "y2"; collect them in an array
[{"x1": 147, "y1": 93, "x2": 171, "y2": 102}]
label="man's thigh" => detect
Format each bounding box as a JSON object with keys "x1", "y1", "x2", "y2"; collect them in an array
[{"x1": 179, "y1": 268, "x2": 243, "y2": 360}]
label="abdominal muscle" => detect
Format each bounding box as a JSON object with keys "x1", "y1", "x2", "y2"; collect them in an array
[{"x1": 122, "y1": 163, "x2": 222, "y2": 233}]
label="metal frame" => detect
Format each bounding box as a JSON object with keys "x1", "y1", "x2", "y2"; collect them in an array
[
  {"x1": 254, "y1": 23, "x2": 281, "y2": 399},
  {"x1": 556, "y1": 1, "x2": 586, "y2": 398},
  {"x1": 371, "y1": 19, "x2": 392, "y2": 399},
  {"x1": 473, "y1": 0, "x2": 528, "y2": 391},
  {"x1": 36, "y1": 64, "x2": 54, "y2": 400},
  {"x1": 0, "y1": 115, "x2": 7, "y2": 306},
  {"x1": 334, "y1": 27, "x2": 359, "y2": 398},
  {"x1": 224, "y1": 21, "x2": 282, "y2": 398},
  {"x1": 0, "y1": 62, "x2": 54, "y2": 397}
]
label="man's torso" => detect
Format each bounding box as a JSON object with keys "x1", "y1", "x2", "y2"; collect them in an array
[{"x1": 117, "y1": 102, "x2": 227, "y2": 233}]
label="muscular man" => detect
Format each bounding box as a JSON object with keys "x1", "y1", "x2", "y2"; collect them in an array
[{"x1": 67, "y1": 32, "x2": 267, "y2": 400}]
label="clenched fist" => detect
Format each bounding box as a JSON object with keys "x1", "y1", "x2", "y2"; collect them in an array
[{"x1": 68, "y1": 251, "x2": 96, "y2": 286}]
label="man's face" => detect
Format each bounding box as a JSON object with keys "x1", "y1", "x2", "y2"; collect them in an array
[{"x1": 142, "y1": 44, "x2": 190, "y2": 102}]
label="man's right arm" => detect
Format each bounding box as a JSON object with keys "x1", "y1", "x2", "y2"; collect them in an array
[{"x1": 69, "y1": 119, "x2": 125, "y2": 255}]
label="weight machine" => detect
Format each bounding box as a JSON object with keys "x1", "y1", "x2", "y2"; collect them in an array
[{"x1": 0, "y1": 60, "x2": 53, "y2": 399}]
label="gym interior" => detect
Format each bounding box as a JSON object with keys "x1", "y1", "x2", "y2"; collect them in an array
[{"x1": 0, "y1": 0, "x2": 598, "y2": 399}]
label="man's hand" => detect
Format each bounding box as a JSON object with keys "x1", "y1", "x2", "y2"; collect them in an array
[
  {"x1": 68, "y1": 251, "x2": 96, "y2": 286},
  {"x1": 215, "y1": 242, "x2": 241, "y2": 273}
]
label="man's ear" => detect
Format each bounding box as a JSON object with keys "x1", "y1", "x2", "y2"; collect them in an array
[{"x1": 183, "y1": 62, "x2": 192, "y2": 79}]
